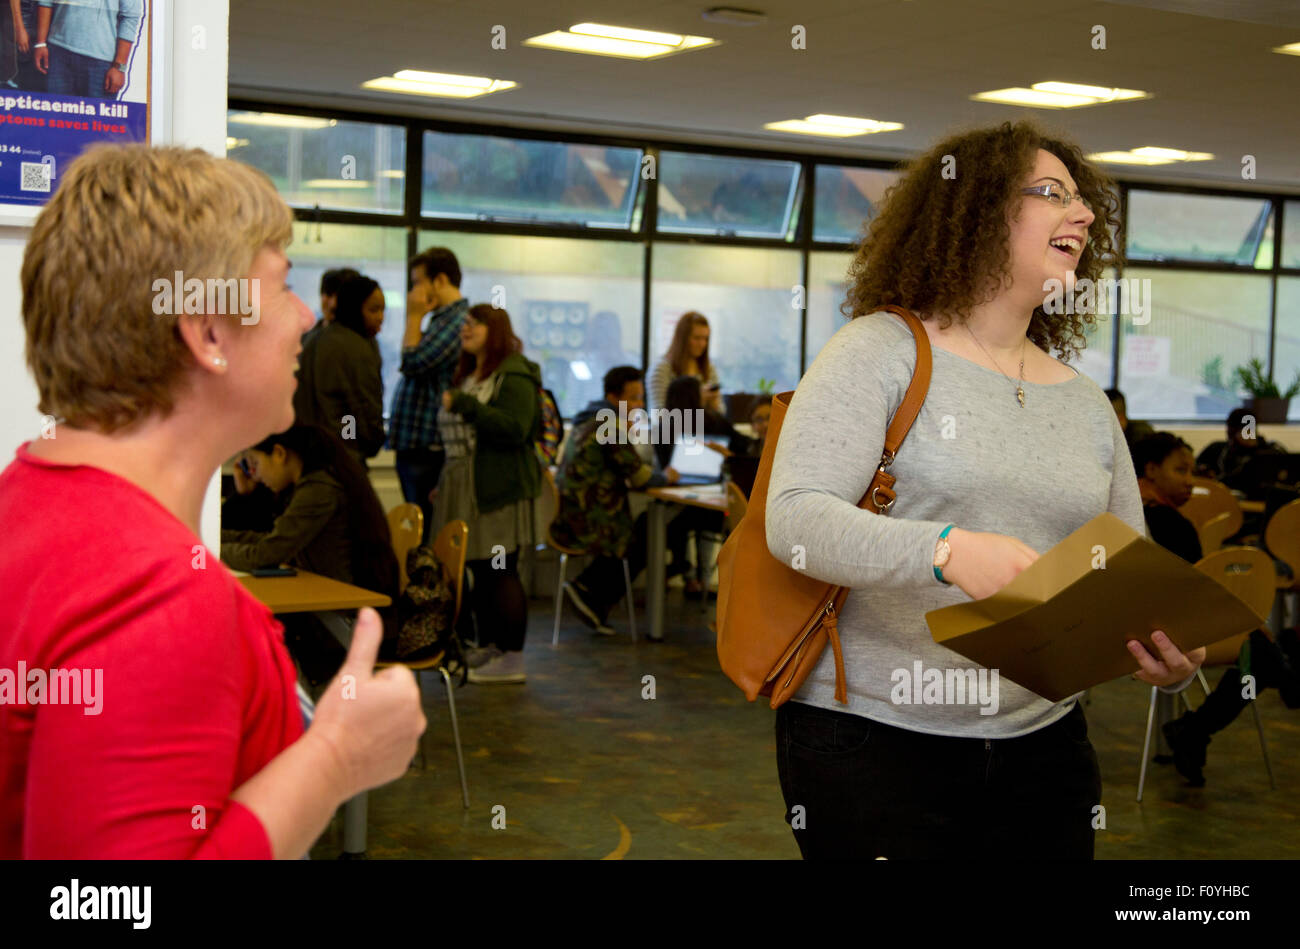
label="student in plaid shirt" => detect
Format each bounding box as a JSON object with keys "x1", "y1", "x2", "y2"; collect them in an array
[{"x1": 389, "y1": 247, "x2": 467, "y2": 543}]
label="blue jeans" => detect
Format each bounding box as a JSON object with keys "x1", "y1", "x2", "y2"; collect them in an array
[
  {"x1": 776, "y1": 700, "x2": 1102, "y2": 859},
  {"x1": 46, "y1": 44, "x2": 115, "y2": 99}
]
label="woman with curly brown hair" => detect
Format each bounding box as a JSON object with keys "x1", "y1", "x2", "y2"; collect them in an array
[{"x1": 765, "y1": 121, "x2": 1204, "y2": 860}]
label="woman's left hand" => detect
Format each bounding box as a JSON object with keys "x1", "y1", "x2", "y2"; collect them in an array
[
  {"x1": 1127, "y1": 630, "x2": 1205, "y2": 688},
  {"x1": 441, "y1": 390, "x2": 454, "y2": 412}
]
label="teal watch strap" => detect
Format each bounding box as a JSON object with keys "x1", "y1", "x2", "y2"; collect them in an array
[{"x1": 933, "y1": 523, "x2": 954, "y2": 584}]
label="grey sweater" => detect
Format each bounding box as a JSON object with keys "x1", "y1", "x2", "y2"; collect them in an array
[{"x1": 766, "y1": 311, "x2": 1145, "y2": 738}]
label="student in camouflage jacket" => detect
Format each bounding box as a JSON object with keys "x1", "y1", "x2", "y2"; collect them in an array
[{"x1": 553, "y1": 367, "x2": 679, "y2": 630}]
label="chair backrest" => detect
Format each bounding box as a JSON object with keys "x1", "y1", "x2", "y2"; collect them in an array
[
  {"x1": 1179, "y1": 477, "x2": 1242, "y2": 536},
  {"x1": 432, "y1": 519, "x2": 469, "y2": 626},
  {"x1": 1197, "y1": 510, "x2": 1237, "y2": 555},
  {"x1": 1195, "y1": 544, "x2": 1276, "y2": 624},
  {"x1": 1264, "y1": 499, "x2": 1300, "y2": 581},
  {"x1": 387, "y1": 503, "x2": 424, "y2": 592},
  {"x1": 725, "y1": 481, "x2": 748, "y2": 530}
]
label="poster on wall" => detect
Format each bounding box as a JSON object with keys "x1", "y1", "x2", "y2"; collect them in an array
[{"x1": 0, "y1": 0, "x2": 151, "y2": 211}]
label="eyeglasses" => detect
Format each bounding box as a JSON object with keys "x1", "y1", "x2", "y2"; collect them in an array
[{"x1": 1022, "y1": 181, "x2": 1092, "y2": 212}]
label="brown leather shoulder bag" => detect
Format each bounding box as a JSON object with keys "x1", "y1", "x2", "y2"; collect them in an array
[{"x1": 715, "y1": 305, "x2": 932, "y2": 708}]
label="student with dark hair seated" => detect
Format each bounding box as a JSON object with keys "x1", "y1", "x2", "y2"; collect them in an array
[
  {"x1": 653, "y1": 375, "x2": 749, "y2": 595},
  {"x1": 222, "y1": 424, "x2": 401, "y2": 684},
  {"x1": 1104, "y1": 388, "x2": 1155, "y2": 462},
  {"x1": 1133, "y1": 432, "x2": 1300, "y2": 786},
  {"x1": 1196, "y1": 407, "x2": 1283, "y2": 491},
  {"x1": 556, "y1": 366, "x2": 678, "y2": 635}
]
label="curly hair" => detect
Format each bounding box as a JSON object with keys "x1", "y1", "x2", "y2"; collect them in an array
[{"x1": 841, "y1": 120, "x2": 1122, "y2": 362}]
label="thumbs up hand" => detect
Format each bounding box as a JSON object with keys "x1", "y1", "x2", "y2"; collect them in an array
[{"x1": 308, "y1": 608, "x2": 426, "y2": 799}]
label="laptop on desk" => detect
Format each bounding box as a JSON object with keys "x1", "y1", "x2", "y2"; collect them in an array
[{"x1": 668, "y1": 437, "x2": 728, "y2": 485}]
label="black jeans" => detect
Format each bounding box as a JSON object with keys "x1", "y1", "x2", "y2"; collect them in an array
[
  {"x1": 775, "y1": 700, "x2": 1102, "y2": 859},
  {"x1": 466, "y1": 550, "x2": 527, "y2": 652},
  {"x1": 574, "y1": 513, "x2": 649, "y2": 620},
  {"x1": 395, "y1": 447, "x2": 445, "y2": 545}
]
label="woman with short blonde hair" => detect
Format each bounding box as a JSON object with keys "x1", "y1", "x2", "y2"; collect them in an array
[{"x1": 1, "y1": 143, "x2": 424, "y2": 859}]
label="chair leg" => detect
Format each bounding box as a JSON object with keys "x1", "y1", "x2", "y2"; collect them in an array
[
  {"x1": 622, "y1": 557, "x2": 637, "y2": 642},
  {"x1": 440, "y1": 666, "x2": 471, "y2": 809},
  {"x1": 1197, "y1": 668, "x2": 1212, "y2": 697},
  {"x1": 552, "y1": 552, "x2": 567, "y2": 648},
  {"x1": 1137, "y1": 686, "x2": 1158, "y2": 802},
  {"x1": 1248, "y1": 701, "x2": 1276, "y2": 790}
]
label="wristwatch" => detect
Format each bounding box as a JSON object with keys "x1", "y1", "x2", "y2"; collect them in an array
[
  {"x1": 111, "y1": 62, "x2": 126, "y2": 72},
  {"x1": 933, "y1": 524, "x2": 954, "y2": 584}
]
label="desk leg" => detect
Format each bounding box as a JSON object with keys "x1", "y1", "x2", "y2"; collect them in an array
[
  {"x1": 342, "y1": 791, "x2": 367, "y2": 856},
  {"x1": 647, "y1": 501, "x2": 667, "y2": 641}
]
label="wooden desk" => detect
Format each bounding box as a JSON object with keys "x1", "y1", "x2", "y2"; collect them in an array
[
  {"x1": 235, "y1": 569, "x2": 391, "y2": 614},
  {"x1": 644, "y1": 484, "x2": 731, "y2": 641}
]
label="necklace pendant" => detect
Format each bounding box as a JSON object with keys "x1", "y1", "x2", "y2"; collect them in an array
[{"x1": 1016, "y1": 386, "x2": 1025, "y2": 408}]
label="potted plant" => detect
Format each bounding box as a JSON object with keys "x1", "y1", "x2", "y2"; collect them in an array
[
  {"x1": 1232, "y1": 358, "x2": 1300, "y2": 424},
  {"x1": 1195, "y1": 356, "x2": 1237, "y2": 418}
]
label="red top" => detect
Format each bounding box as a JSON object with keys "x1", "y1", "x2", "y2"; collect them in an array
[{"x1": 0, "y1": 443, "x2": 303, "y2": 858}]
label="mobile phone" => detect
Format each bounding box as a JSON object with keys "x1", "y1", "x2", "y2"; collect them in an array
[
  {"x1": 251, "y1": 566, "x2": 298, "y2": 578},
  {"x1": 237, "y1": 458, "x2": 253, "y2": 478}
]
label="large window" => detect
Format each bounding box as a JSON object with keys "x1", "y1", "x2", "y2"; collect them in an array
[
  {"x1": 806, "y1": 251, "x2": 854, "y2": 363},
  {"x1": 285, "y1": 224, "x2": 410, "y2": 406},
  {"x1": 227, "y1": 111, "x2": 405, "y2": 214},
  {"x1": 656, "y1": 152, "x2": 802, "y2": 239},
  {"x1": 417, "y1": 232, "x2": 643, "y2": 418},
  {"x1": 649, "y1": 244, "x2": 802, "y2": 403},
  {"x1": 1275, "y1": 278, "x2": 1300, "y2": 421},
  {"x1": 813, "y1": 165, "x2": 898, "y2": 244},
  {"x1": 1118, "y1": 268, "x2": 1273, "y2": 420},
  {"x1": 1126, "y1": 191, "x2": 1273, "y2": 268},
  {"x1": 1284, "y1": 201, "x2": 1300, "y2": 269},
  {"x1": 230, "y1": 101, "x2": 1300, "y2": 426},
  {"x1": 422, "y1": 131, "x2": 643, "y2": 228}
]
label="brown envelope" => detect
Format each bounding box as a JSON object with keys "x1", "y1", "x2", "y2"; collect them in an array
[{"x1": 925, "y1": 513, "x2": 1266, "y2": 702}]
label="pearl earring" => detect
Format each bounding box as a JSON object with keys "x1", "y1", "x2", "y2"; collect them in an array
[{"x1": 213, "y1": 356, "x2": 227, "y2": 368}]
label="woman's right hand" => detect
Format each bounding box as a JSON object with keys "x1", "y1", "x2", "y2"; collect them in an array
[
  {"x1": 307, "y1": 608, "x2": 426, "y2": 801},
  {"x1": 943, "y1": 528, "x2": 1039, "y2": 601}
]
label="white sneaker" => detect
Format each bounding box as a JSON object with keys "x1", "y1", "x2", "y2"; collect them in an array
[
  {"x1": 464, "y1": 644, "x2": 502, "y2": 669},
  {"x1": 468, "y1": 650, "x2": 526, "y2": 684}
]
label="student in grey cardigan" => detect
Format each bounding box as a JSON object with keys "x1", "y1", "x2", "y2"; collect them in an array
[{"x1": 764, "y1": 121, "x2": 1204, "y2": 861}]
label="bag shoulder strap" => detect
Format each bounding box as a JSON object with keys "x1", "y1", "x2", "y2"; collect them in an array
[{"x1": 858, "y1": 305, "x2": 933, "y2": 513}]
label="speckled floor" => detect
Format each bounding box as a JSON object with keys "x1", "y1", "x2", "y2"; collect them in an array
[{"x1": 312, "y1": 590, "x2": 1300, "y2": 860}]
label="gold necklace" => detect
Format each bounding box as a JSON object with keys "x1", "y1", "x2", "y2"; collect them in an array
[{"x1": 966, "y1": 325, "x2": 1027, "y2": 408}]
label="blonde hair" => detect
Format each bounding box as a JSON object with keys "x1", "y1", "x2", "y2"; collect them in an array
[{"x1": 21, "y1": 144, "x2": 294, "y2": 432}]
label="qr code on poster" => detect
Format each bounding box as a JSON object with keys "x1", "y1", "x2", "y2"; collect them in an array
[{"x1": 21, "y1": 162, "x2": 52, "y2": 193}]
